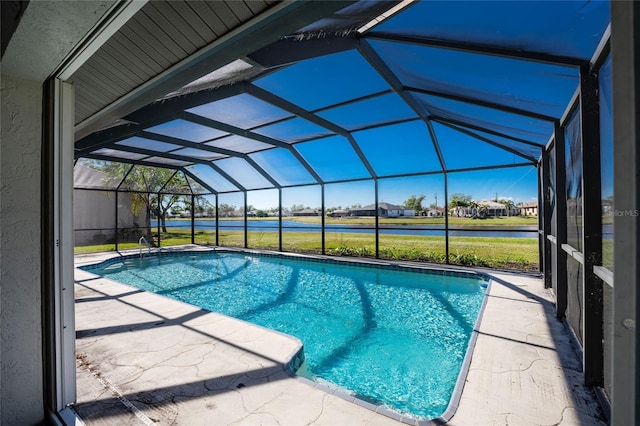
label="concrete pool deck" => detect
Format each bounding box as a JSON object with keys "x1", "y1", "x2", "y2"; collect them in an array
[{"x1": 73, "y1": 247, "x2": 606, "y2": 425}]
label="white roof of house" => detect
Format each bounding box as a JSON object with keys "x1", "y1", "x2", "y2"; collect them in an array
[
  {"x1": 519, "y1": 201, "x2": 538, "y2": 208},
  {"x1": 475, "y1": 200, "x2": 508, "y2": 209},
  {"x1": 351, "y1": 202, "x2": 409, "y2": 211}
]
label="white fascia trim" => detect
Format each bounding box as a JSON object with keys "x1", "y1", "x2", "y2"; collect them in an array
[{"x1": 357, "y1": 0, "x2": 415, "y2": 34}]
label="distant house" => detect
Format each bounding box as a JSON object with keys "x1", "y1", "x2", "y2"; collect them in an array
[
  {"x1": 293, "y1": 208, "x2": 321, "y2": 216},
  {"x1": 423, "y1": 207, "x2": 445, "y2": 217},
  {"x1": 479, "y1": 200, "x2": 512, "y2": 217},
  {"x1": 328, "y1": 209, "x2": 349, "y2": 217},
  {"x1": 348, "y1": 202, "x2": 414, "y2": 218},
  {"x1": 519, "y1": 201, "x2": 538, "y2": 216},
  {"x1": 451, "y1": 200, "x2": 517, "y2": 218}
]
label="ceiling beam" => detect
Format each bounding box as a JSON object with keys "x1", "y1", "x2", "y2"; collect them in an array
[
  {"x1": 247, "y1": 84, "x2": 379, "y2": 179},
  {"x1": 180, "y1": 168, "x2": 218, "y2": 195},
  {"x1": 430, "y1": 116, "x2": 544, "y2": 148},
  {"x1": 332, "y1": 116, "x2": 421, "y2": 135},
  {"x1": 80, "y1": 153, "x2": 183, "y2": 172},
  {"x1": 590, "y1": 23, "x2": 611, "y2": 72},
  {"x1": 84, "y1": 142, "x2": 247, "y2": 192},
  {"x1": 181, "y1": 112, "x2": 324, "y2": 184},
  {"x1": 102, "y1": 143, "x2": 247, "y2": 192},
  {"x1": 96, "y1": 144, "x2": 200, "y2": 166},
  {"x1": 437, "y1": 120, "x2": 539, "y2": 164},
  {"x1": 80, "y1": 152, "x2": 219, "y2": 194},
  {"x1": 137, "y1": 131, "x2": 239, "y2": 158},
  {"x1": 447, "y1": 162, "x2": 534, "y2": 174},
  {"x1": 425, "y1": 120, "x2": 447, "y2": 172},
  {"x1": 75, "y1": 0, "x2": 357, "y2": 140},
  {"x1": 404, "y1": 85, "x2": 557, "y2": 122},
  {"x1": 366, "y1": 32, "x2": 589, "y2": 67},
  {"x1": 75, "y1": 123, "x2": 143, "y2": 154},
  {"x1": 311, "y1": 89, "x2": 394, "y2": 114},
  {"x1": 124, "y1": 132, "x2": 280, "y2": 189},
  {"x1": 123, "y1": 82, "x2": 248, "y2": 124},
  {"x1": 79, "y1": 124, "x2": 297, "y2": 189},
  {"x1": 181, "y1": 111, "x2": 291, "y2": 150},
  {"x1": 358, "y1": 39, "x2": 448, "y2": 172},
  {"x1": 157, "y1": 169, "x2": 180, "y2": 193},
  {"x1": 247, "y1": 33, "x2": 358, "y2": 68},
  {"x1": 80, "y1": 84, "x2": 325, "y2": 186}
]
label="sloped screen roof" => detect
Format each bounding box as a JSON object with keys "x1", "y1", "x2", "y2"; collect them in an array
[{"x1": 75, "y1": 0, "x2": 610, "y2": 194}]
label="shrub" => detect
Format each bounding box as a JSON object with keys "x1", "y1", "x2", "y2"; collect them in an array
[{"x1": 450, "y1": 252, "x2": 490, "y2": 267}]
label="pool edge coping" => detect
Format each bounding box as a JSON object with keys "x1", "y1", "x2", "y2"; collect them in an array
[{"x1": 431, "y1": 277, "x2": 493, "y2": 426}]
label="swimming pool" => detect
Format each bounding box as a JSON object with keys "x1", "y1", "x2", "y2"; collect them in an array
[{"x1": 81, "y1": 250, "x2": 488, "y2": 420}]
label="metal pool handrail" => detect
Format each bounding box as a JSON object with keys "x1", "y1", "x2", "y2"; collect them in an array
[{"x1": 139, "y1": 236, "x2": 153, "y2": 258}]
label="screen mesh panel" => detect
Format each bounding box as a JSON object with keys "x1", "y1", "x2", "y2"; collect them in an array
[
  {"x1": 185, "y1": 164, "x2": 239, "y2": 193},
  {"x1": 254, "y1": 49, "x2": 390, "y2": 111},
  {"x1": 294, "y1": 136, "x2": 371, "y2": 181},
  {"x1": 187, "y1": 93, "x2": 292, "y2": 129},
  {"x1": 370, "y1": 39, "x2": 578, "y2": 119},
  {"x1": 317, "y1": 93, "x2": 417, "y2": 131},
  {"x1": 374, "y1": 0, "x2": 609, "y2": 59},
  {"x1": 213, "y1": 157, "x2": 275, "y2": 190},
  {"x1": 353, "y1": 121, "x2": 441, "y2": 176},
  {"x1": 249, "y1": 148, "x2": 317, "y2": 186},
  {"x1": 145, "y1": 119, "x2": 228, "y2": 142},
  {"x1": 564, "y1": 108, "x2": 583, "y2": 252}
]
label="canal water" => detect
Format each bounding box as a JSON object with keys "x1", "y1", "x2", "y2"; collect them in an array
[{"x1": 153, "y1": 219, "x2": 541, "y2": 238}]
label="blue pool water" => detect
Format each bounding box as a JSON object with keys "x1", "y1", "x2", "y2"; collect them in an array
[{"x1": 82, "y1": 251, "x2": 487, "y2": 419}]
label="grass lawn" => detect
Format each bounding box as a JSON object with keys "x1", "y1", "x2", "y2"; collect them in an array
[
  {"x1": 602, "y1": 239, "x2": 613, "y2": 270},
  {"x1": 75, "y1": 228, "x2": 539, "y2": 271}
]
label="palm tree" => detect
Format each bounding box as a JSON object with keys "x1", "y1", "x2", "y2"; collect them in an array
[
  {"x1": 449, "y1": 193, "x2": 472, "y2": 217},
  {"x1": 498, "y1": 199, "x2": 516, "y2": 217},
  {"x1": 476, "y1": 202, "x2": 488, "y2": 219},
  {"x1": 505, "y1": 200, "x2": 515, "y2": 216}
]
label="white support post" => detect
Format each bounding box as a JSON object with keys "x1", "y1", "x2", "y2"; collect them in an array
[
  {"x1": 43, "y1": 78, "x2": 76, "y2": 415},
  {"x1": 55, "y1": 79, "x2": 77, "y2": 410}
]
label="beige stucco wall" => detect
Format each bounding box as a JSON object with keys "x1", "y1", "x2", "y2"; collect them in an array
[{"x1": 1, "y1": 73, "x2": 45, "y2": 424}]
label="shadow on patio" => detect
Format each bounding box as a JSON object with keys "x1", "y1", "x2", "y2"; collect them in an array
[{"x1": 72, "y1": 257, "x2": 606, "y2": 425}]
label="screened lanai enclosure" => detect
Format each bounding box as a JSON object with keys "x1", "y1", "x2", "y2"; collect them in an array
[{"x1": 73, "y1": 0, "x2": 614, "y2": 414}]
